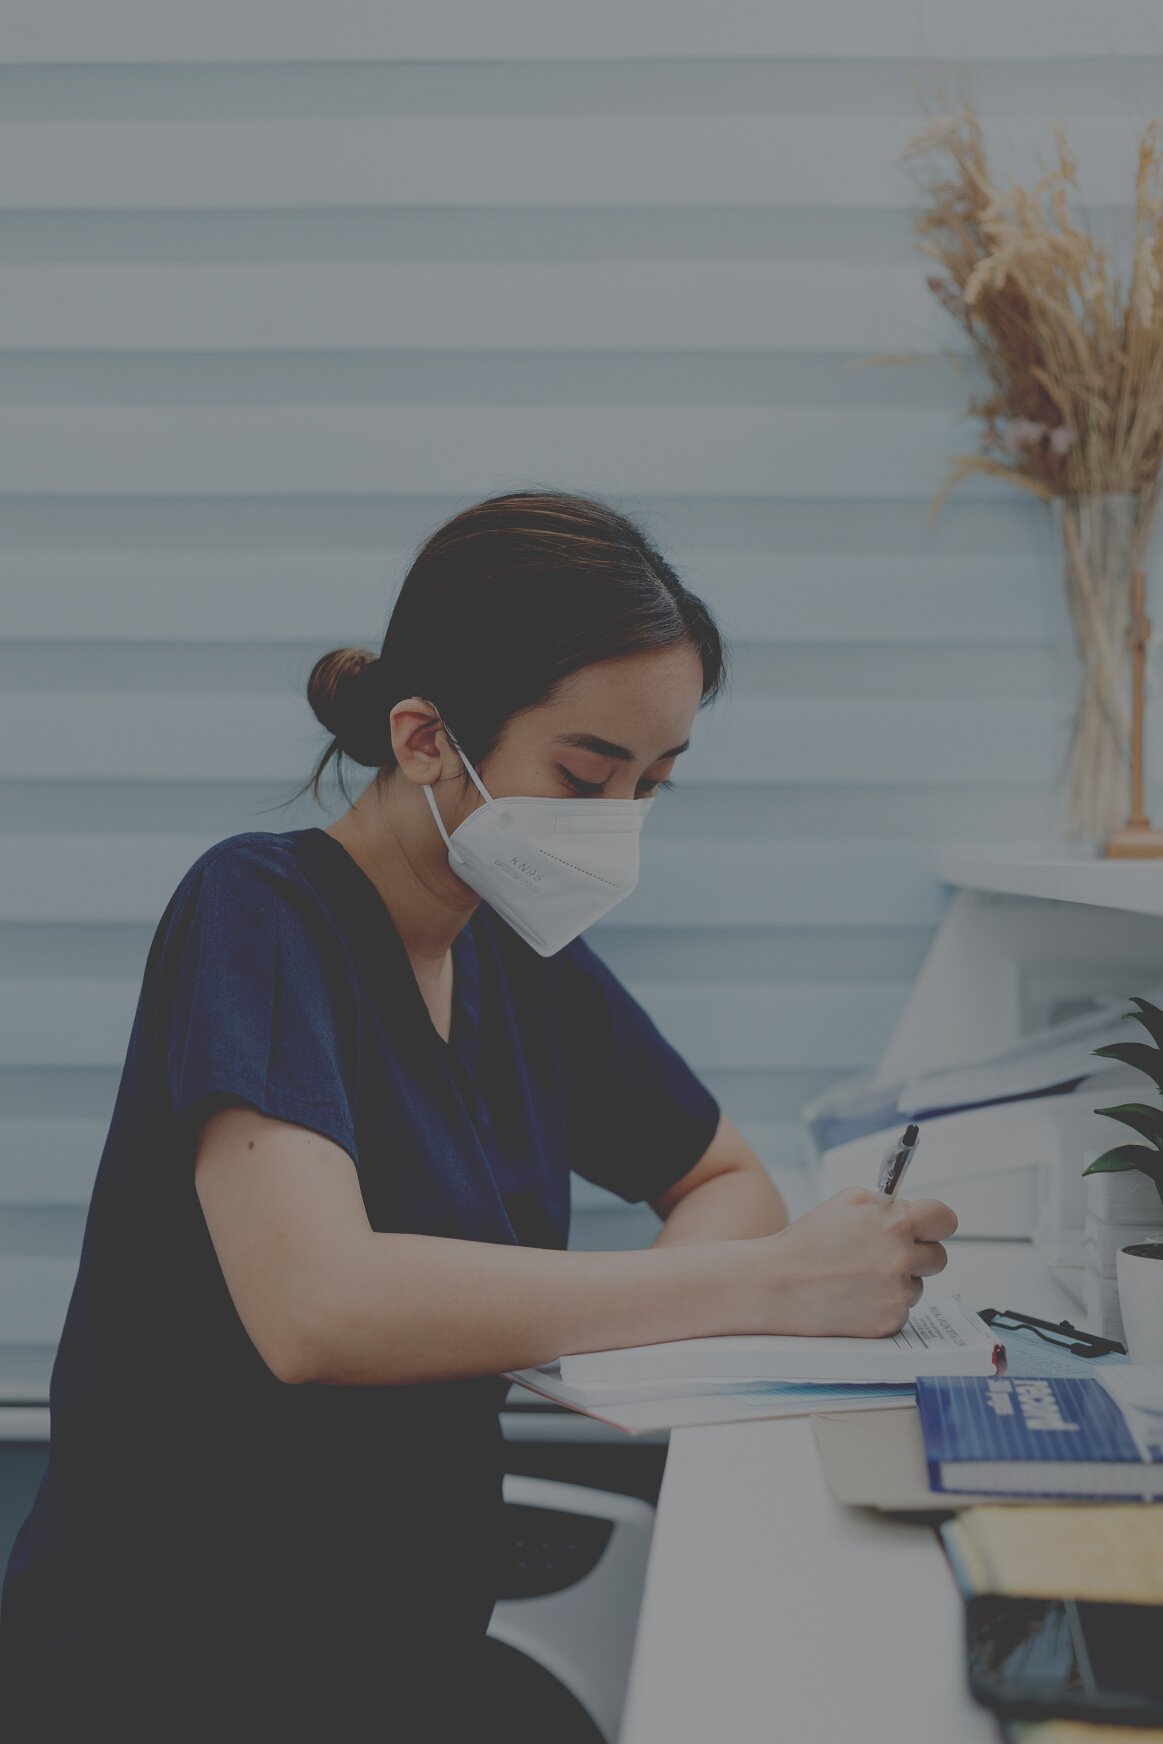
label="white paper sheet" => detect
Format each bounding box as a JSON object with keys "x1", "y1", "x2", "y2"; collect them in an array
[
  {"x1": 895, "y1": 983, "x2": 1163, "y2": 1115},
  {"x1": 503, "y1": 1361, "x2": 918, "y2": 1436},
  {"x1": 556, "y1": 1293, "x2": 1002, "y2": 1390}
]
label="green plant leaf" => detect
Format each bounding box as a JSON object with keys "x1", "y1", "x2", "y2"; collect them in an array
[
  {"x1": 1125, "y1": 997, "x2": 1163, "y2": 1052},
  {"x1": 1082, "y1": 1142, "x2": 1163, "y2": 1175},
  {"x1": 1133, "y1": 1158, "x2": 1163, "y2": 1206},
  {"x1": 1092, "y1": 1102, "x2": 1163, "y2": 1149},
  {"x1": 1091, "y1": 1041, "x2": 1163, "y2": 1094}
]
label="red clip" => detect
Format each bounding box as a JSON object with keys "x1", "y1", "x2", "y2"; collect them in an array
[{"x1": 991, "y1": 1341, "x2": 1006, "y2": 1371}]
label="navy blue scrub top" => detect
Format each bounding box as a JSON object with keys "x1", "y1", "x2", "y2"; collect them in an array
[{"x1": 0, "y1": 826, "x2": 721, "y2": 1728}]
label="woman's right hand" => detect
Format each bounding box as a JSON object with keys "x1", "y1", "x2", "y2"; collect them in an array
[{"x1": 740, "y1": 1186, "x2": 959, "y2": 1339}]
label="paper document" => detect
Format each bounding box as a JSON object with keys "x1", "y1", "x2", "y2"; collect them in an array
[
  {"x1": 556, "y1": 1294, "x2": 1002, "y2": 1390},
  {"x1": 895, "y1": 983, "x2": 1163, "y2": 1116},
  {"x1": 504, "y1": 1362, "x2": 916, "y2": 1436}
]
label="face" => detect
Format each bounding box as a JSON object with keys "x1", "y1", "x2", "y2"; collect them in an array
[
  {"x1": 382, "y1": 641, "x2": 704, "y2": 875},
  {"x1": 462, "y1": 641, "x2": 704, "y2": 813}
]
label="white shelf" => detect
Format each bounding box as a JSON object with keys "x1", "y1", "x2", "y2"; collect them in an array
[{"x1": 940, "y1": 853, "x2": 1163, "y2": 919}]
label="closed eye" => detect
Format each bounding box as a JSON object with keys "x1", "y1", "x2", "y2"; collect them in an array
[{"x1": 559, "y1": 767, "x2": 674, "y2": 798}]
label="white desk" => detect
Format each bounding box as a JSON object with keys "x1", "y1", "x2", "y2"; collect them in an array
[
  {"x1": 622, "y1": 854, "x2": 1161, "y2": 1742},
  {"x1": 619, "y1": 1208, "x2": 1093, "y2": 1744}
]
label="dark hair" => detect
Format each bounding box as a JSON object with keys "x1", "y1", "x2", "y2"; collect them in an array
[{"x1": 278, "y1": 488, "x2": 729, "y2": 811}]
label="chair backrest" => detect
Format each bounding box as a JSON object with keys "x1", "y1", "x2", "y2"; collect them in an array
[{"x1": 489, "y1": 1473, "x2": 656, "y2": 1744}]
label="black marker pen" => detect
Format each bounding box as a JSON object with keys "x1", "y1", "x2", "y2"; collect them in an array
[{"x1": 875, "y1": 1122, "x2": 921, "y2": 1198}]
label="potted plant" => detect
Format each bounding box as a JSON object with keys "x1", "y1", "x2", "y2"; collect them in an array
[{"x1": 1083, "y1": 995, "x2": 1163, "y2": 1362}]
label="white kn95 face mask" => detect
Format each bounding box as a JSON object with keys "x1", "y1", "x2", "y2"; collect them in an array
[{"x1": 422, "y1": 725, "x2": 654, "y2": 957}]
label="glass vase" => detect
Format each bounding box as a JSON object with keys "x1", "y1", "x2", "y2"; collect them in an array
[{"x1": 1048, "y1": 491, "x2": 1161, "y2": 845}]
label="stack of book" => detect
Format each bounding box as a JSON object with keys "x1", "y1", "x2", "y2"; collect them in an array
[
  {"x1": 940, "y1": 1498, "x2": 1163, "y2": 1602},
  {"x1": 814, "y1": 1364, "x2": 1163, "y2": 1725},
  {"x1": 937, "y1": 1494, "x2": 1163, "y2": 1729}
]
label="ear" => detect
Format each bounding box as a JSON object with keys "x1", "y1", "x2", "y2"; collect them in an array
[{"x1": 386, "y1": 696, "x2": 458, "y2": 787}]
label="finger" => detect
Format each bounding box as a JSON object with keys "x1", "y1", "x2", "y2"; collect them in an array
[
  {"x1": 905, "y1": 1198, "x2": 959, "y2": 1241},
  {"x1": 908, "y1": 1239, "x2": 948, "y2": 1279}
]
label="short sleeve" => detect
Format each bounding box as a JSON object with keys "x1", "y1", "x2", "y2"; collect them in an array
[
  {"x1": 154, "y1": 840, "x2": 361, "y2": 1167},
  {"x1": 552, "y1": 934, "x2": 721, "y2": 1204}
]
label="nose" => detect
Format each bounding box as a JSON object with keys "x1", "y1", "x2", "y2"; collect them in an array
[{"x1": 608, "y1": 773, "x2": 650, "y2": 800}]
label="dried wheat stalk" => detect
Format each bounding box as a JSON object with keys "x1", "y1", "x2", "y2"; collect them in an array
[{"x1": 861, "y1": 68, "x2": 1163, "y2": 838}]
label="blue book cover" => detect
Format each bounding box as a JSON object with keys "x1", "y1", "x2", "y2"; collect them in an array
[{"x1": 915, "y1": 1373, "x2": 1163, "y2": 1498}]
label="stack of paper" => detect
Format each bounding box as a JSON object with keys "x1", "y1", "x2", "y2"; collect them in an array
[
  {"x1": 504, "y1": 1294, "x2": 1002, "y2": 1436},
  {"x1": 800, "y1": 983, "x2": 1163, "y2": 1156},
  {"x1": 556, "y1": 1294, "x2": 1001, "y2": 1388},
  {"x1": 503, "y1": 1363, "x2": 918, "y2": 1436}
]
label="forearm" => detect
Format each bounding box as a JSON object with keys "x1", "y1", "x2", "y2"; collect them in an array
[
  {"x1": 304, "y1": 1229, "x2": 758, "y2": 1388},
  {"x1": 650, "y1": 1167, "x2": 790, "y2": 1248}
]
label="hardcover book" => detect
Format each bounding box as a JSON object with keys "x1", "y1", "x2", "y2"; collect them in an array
[{"x1": 916, "y1": 1367, "x2": 1163, "y2": 1498}]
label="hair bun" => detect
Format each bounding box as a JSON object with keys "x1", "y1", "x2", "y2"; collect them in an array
[{"x1": 306, "y1": 647, "x2": 387, "y2": 766}]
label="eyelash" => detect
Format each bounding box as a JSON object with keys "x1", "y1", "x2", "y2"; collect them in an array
[{"x1": 560, "y1": 768, "x2": 674, "y2": 798}]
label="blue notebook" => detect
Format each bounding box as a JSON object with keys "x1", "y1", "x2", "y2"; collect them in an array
[{"x1": 915, "y1": 1370, "x2": 1163, "y2": 1499}]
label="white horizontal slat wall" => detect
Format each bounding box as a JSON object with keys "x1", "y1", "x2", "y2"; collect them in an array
[{"x1": 4, "y1": 3, "x2": 1163, "y2": 1404}]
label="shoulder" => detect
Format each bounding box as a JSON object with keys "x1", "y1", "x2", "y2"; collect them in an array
[
  {"x1": 159, "y1": 831, "x2": 342, "y2": 945},
  {"x1": 183, "y1": 828, "x2": 308, "y2": 880},
  {"x1": 175, "y1": 830, "x2": 320, "y2": 897}
]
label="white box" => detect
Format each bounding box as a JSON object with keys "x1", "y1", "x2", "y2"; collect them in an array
[
  {"x1": 1082, "y1": 1210, "x2": 1160, "y2": 1278},
  {"x1": 1030, "y1": 1229, "x2": 1085, "y2": 1307},
  {"x1": 1031, "y1": 1088, "x2": 1147, "y2": 1304},
  {"x1": 1084, "y1": 1170, "x2": 1163, "y2": 1225},
  {"x1": 1083, "y1": 1264, "x2": 1126, "y2": 1345}
]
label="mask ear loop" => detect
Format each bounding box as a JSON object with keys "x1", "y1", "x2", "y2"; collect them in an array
[{"x1": 421, "y1": 709, "x2": 498, "y2": 853}]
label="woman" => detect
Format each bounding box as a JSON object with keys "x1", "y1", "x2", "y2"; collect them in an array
[{"x1": 0, "y1": 490, "x2": 955, "y2": 1740}]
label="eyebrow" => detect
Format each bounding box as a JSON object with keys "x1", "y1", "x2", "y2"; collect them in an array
[{"x1": 554, "y1": 731, "x2": 690, "y2": 762}]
